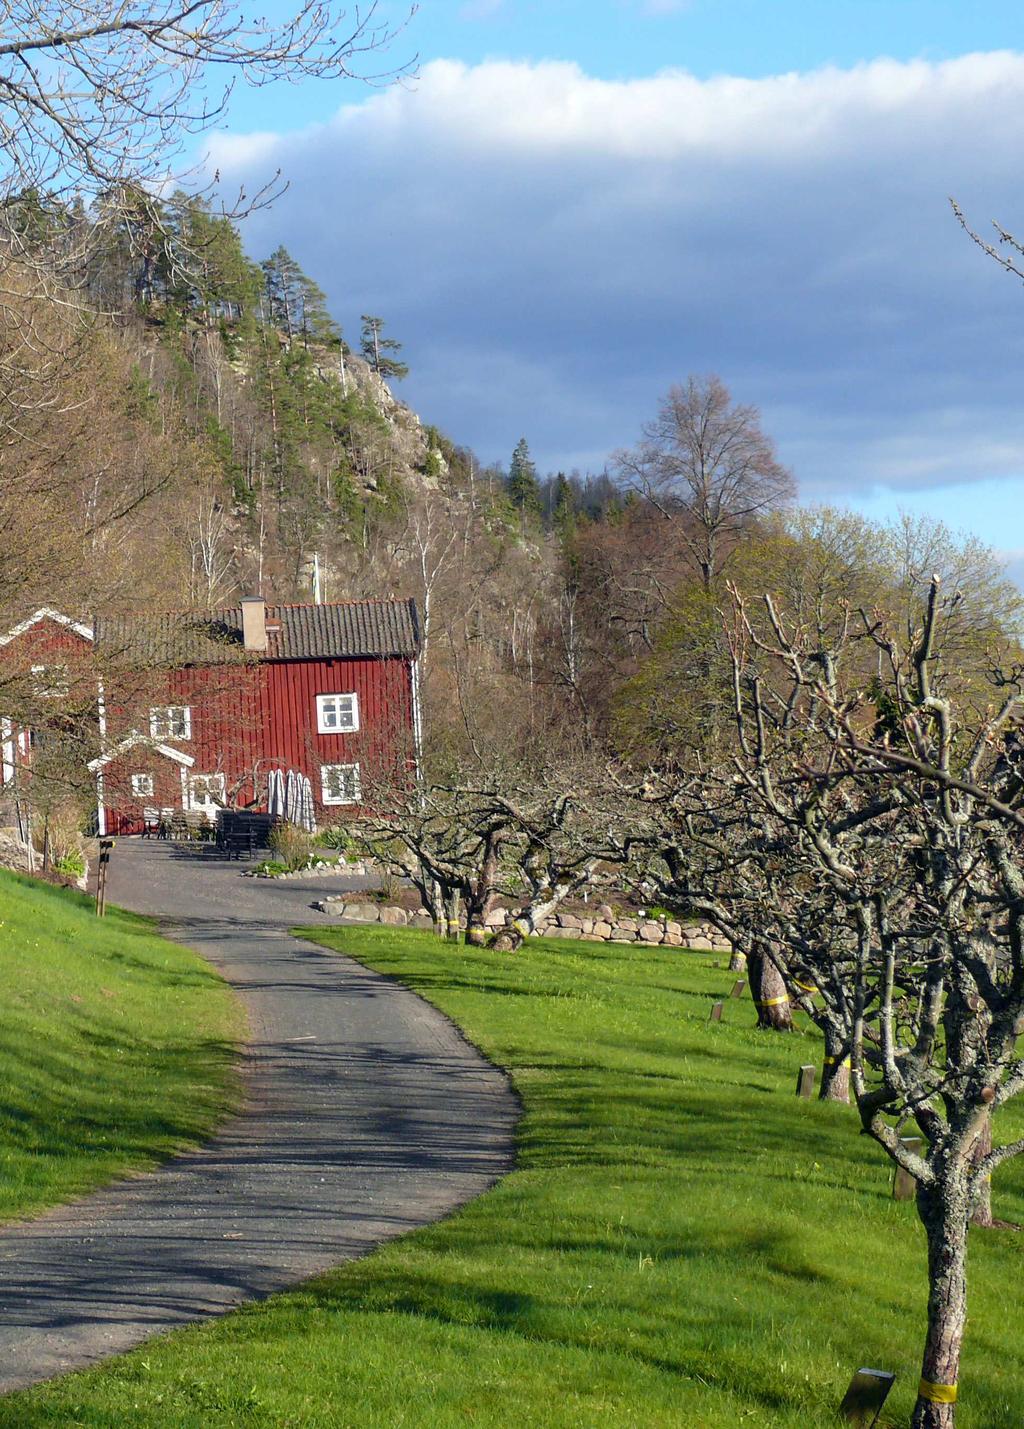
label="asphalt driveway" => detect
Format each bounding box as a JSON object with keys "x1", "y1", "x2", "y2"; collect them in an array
[{"x1": 0, "y1": 840, "x2": 517, "y2": 1392}]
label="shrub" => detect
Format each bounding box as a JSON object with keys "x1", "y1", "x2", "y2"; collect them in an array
[
  {"x1": 55, "y1": 850, "x2": 86, "y2": 879},
  {"x1": 253, "y1": 860, "x2": 288, "y2": 877},
  {"x1": 34, "y1": 805, "x2": 88, "y2": 879},
  {"x1": 374, "y1": 868, "x2": 401, "y2": 903},
  {"x1": 316, "y1": 825, "x2": 356, "y2": 855},
  {"x1": 268, "y1": 824, "x2": 316, "y2": 872}
]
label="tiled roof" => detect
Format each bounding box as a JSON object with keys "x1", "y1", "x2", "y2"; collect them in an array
[{"x1": 93, "y1": 599, "x2": 420, "y2": 666}]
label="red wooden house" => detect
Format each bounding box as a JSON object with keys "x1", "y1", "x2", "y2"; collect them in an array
[
  {"x1": 0, "y1": 608, "x2": 98, "y2": 802},
  {"x1": 0, "y1": 597, "x2": 422, "y2": 835}
]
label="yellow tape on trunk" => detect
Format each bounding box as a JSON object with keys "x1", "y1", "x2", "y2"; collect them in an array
[
  {"x1": 794, "y1": 981, "x2": 818, "y2": 993},
  {"x1": 823, "y1": 1056, "x2": 852, "y2": 1067},
  {"x1": 919, "y1": 1379, "x2": 958, "y2": 1404},
  {"x1": 757, "y1": 995, "x2": 790, "y2": 1007}
]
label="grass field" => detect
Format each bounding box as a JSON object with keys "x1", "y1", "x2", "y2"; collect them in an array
[
  {"x1": 0, "y1": 868, "x2": 242, "y2": 1221},
  {"x1": 3, "y1": 924, "x2": 1024, "y2": 1426}
]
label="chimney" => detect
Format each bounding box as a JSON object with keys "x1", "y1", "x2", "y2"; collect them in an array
[{"x1": 241, "y1": 596, "x2": 268, "y2": 653}]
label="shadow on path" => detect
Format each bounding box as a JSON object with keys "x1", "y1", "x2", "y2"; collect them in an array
[{"x1": 0, "y1": 840, "x2": 518, "y2": 1393}]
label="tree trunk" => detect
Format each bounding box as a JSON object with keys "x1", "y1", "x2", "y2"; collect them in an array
[
  {"x1": 441, "y1": 888, "x2": 462, "y2": 942},
  {"x1": 491, "y1": 919, "x2": 526, "y2": 953},
  {"x1": 819, "y1": 1026, "x2": 851, "y2": 1103},
  {"x1": 729, "y1": 947, "x2": 747, "y2": 973},
  {"x1": 493, "y1": 880, "x2": 572, "y2": 953},
  {"x1": 747, "y1": 949, "x2": 794, "y2": 1031},
  {"x1": 421, "y1": 876, "x2": 461, "y2": 940},
  {"x1": 492, "y1": 900, "x2": 552, "y2": 952},
  {"x1": 912, "y1": 1181, "x2": 969, "y2": 1429},
  {"x1": 465, "y1": 844, "x2": 499, "y2": 945}
]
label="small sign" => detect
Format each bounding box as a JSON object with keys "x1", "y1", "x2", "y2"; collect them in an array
[
  {"x1": 796, "y1": 1064, "x2": 816, "y2": 1099},
  {"x1": 893, "y1": 1137, "x2": 923, "y2": 1202},
  {"x1": 838, "y1": 1368, "x2": 896, "y2": 1426},
  {"x1": 709, "y1": 1001, "x2": 724, "y2": 1023}
]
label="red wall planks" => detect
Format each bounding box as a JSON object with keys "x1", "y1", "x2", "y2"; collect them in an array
[{"x1": 103, "y1": 654, "x2": 415, "y2": 829}]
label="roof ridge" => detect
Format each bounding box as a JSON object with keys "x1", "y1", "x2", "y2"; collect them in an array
[{"x1": 96, "y1": 597, "x2": 413, "y2": 618}]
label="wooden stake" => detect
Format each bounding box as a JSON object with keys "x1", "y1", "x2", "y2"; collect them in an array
[
  {"x1": 729, "y1": 978, "x2": 745, "y2": 999},
  {"x1": 95, "y1": 838, "x2": 114, "y2": 918},
  {"x1": 709, "y1": 1001, "x2": 723, "y2": 1023},
  {"x1": 796, "y1": 1064, "x2": 816, "y2": 1098}
]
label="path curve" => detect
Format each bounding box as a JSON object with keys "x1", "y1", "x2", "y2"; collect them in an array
[{"x1": 0, "y1": 840, "x2": 517, "y2": 1393}]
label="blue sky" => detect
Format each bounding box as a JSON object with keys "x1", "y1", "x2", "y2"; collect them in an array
[{"x1": 208, "y1": 3, "x2": 1024, "y2": 575}]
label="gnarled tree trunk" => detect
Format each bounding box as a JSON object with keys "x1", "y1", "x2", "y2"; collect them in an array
[
  {"x1": 465, "y1": 839, "x2": 499, "y2": 945},
  {"x1": 440, "y1": 887, "x2": 462, "y2": 941},
  {"x1": 912, "y1": 1178, "x2": 969, "y2": 1429},
  {"x1": 747, "y1": 948, "x2": 794, "y2": 1031},
  {"x1": 492, "y1": 893, "x2": 560, "y2": 952},
  {"x1": 819, "y1": 1025, "x2": 851, "y2": 1103}
]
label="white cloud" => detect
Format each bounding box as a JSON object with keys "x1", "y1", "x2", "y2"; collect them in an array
[{"x1": 209, "y1": 54, "x2": 1024, "y2": 505}]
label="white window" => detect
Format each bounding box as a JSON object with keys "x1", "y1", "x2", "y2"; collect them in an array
[
  {"x1": 321, "y1": 763, "x2": 361, "y2": 806},
  {"x1": 131, "y1": 772, "x2": 154, "y2": 798},
  {"x1": 31, "y1": 664, "x2": 69, "y2": 699},
  {"x1": 316, "y1": 692, "x2": 359, "y2": 735},
  {"x1": 188, "y1": 773, "x2": 226, "y2": 812},
  {"x1": 150, "y1": 705, "x2": 191, "y2": 740}
]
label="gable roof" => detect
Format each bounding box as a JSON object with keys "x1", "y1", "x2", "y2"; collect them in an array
[
  {"x1": 0, "y1": 608, "x2": 94, "y2": 646},
  {"x1": 93, "y1": 599, "x2": 420, "y2": 666},
  {"x1": 88, "y1": 732, "x2": 195, "y2": 771}
]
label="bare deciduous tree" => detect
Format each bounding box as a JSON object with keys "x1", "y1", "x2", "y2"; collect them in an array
[
  {"x1": 693, "y1": 578, "x2": 1024, "y2": 1428},
  {"x1": 0, "y1": 0, "x2": 413, "y2": 208},
  {"x1": 613, "y1": 374, "x2": 795, "y2": 591}
]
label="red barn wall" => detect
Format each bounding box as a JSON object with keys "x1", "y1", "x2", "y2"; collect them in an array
[
  {"x1": 103, "y1": 654, "x2": 415, "y2": 821},
  {"x1": 6, "y1": 620, "x2": 92, "y2": 662},
  {"x1": 103, "y1": 754, "x2": 187, "y2": 836},
  {"x1": 261, "y1": 656, "x2": 414, "y2": 783},
  {"x1": 0, "y1": 617, "x2": 96, "y2": 783}
]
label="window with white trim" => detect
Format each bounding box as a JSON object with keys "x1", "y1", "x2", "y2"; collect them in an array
[
  {"x1": 149, "y1": 705, "x2": 191, "y2": 740},
  {"x1": 131, "y1": 772, "x2": 154, "y2": 798},
  {"x1": 321, "y1": 763, "x2": 361, "y2": 806},
  {"x1": 31, "y1": 664, "x2": 69, "y2": 699},
  {"x1": 188, "y1": 773, "x2": 226, "y2": 811},
  {"x1": 316, "y1": 692, "x2": 359, "y2": 734}
]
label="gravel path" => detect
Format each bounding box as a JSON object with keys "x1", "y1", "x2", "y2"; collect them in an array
[{"x1": 0, "y1": 840, "x2": 517, "y2": 1393}]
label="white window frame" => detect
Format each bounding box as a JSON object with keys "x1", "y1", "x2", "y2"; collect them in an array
[
  {"x1": 130, "y1": 772, "x2": 155, "y2": 798},
  {"x1": 31, "y1": 664, "x2": 69, "y2": 699},
  {"x1": 316, "y1": 691, "x2": 359, "y2": 735},
  {"x1": 149, "y1": 705, "x2": 191, "y2": 740},
  {"x1": 188, "y1": 772, "x2": 226, "y2": 812},
  {"x1": 321, "y1": 762, "x2": 361, "y2": 806}
]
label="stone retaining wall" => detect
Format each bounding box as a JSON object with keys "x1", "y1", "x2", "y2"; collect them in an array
[
  {"x1": 314, "y1": 896, "x2": 731, "y2": 951},
  {"x1": 246, "y1": 859, "x2": 370, "y2": 881}
]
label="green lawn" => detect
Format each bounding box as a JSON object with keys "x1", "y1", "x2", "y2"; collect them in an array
[
  {"x1": 0, "y1": 868, "x2": 242, "y2": 1221},
  {"x1": 3, "y1": 925, "x2": 1024, "y2": 1427}
]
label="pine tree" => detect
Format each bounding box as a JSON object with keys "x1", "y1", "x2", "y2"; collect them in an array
[
  {"x1": 552, "y1": 471, "x2": 576, "y2": 533},
  {"x1": 297, "y1": 275, "x2": 341, "y2": 349},
  {"x1": 360, "y1": 315, "x2": 408, "y2": 381},
  {"x1": 508, "y1": 437, "x2": 541, "y2": 515},
  {"x1": 262, "y1": 247, "x2": 304, "y2": 338}
]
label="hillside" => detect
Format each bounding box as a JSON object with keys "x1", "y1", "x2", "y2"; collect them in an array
[{"x1": 0, "y1": 194, "x2": 581, "y2": 753}]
